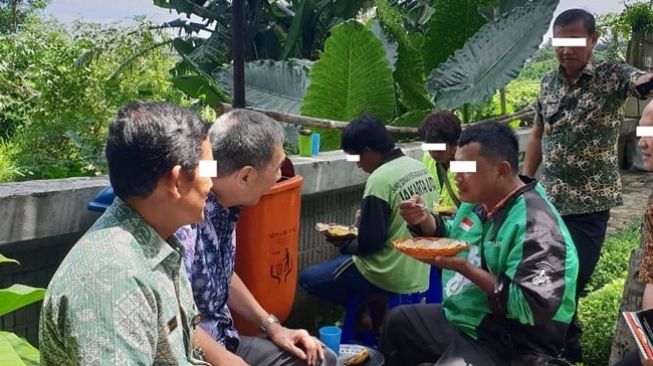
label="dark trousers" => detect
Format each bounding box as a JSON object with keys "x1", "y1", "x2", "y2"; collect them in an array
[
  {"x1": 380, "y1": 304, "x2": 510, "y2": 366},
  {"x1": 562, "y1": 210, "x2": 611, "y2": 361}
]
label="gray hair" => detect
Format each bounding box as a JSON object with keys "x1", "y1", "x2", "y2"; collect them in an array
[{"x1": 209, "y1": 109, "x2": 285, "y2": 176}]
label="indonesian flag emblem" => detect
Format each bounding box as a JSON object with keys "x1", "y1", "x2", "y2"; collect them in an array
[{"x1": 459, "y1": 217, "x2": 473, "y2": 232}]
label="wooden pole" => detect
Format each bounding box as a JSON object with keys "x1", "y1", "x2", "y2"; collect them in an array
[
  {"x1": 216, "y1": 103, "x2": 535, "y2": 133},
  {"x1": 232, "y1": 0, "x2": 246, "y2": 108}
]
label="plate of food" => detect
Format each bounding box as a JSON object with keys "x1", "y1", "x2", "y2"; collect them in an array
[
  {"x1": 339, "y1": 344, "x2": 383, "y2": 366},
  {"x1": 393, "y1": 237, "x2": 469, "y2": 260},
  {"x1": 315, "y1": 223, "x2": 358, "y2": 240}
]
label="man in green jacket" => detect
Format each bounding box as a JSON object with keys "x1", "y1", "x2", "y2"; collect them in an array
[{"x1": 382, "y1": 122, "x2": 579, "y2": 366}]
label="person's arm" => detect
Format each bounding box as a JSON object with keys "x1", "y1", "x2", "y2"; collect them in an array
[
  {"x1": 227, "y1": 274, "x2": 325, "y2": 366},
  {"x1": 194, "y1": 327, "x2": 250, "y2": 366},
  {"x1": 341, "y1": 195, "x2": 390, "y2": 255},
  {"x1": 487, "y1": 215, "x2": 572, "y2": 326},
  {"x1": 522, "y1": 123, "x2": 543, "y2": 177},
  {"x1": 643, "y1": 284, "x2": 653, "y2": 311},
  {"x1": 399, "y1": 195, "x2": 445, "y2": 237}
]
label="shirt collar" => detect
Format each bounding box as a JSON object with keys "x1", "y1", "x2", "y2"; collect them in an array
[
  {"x1": 557, "y1": 60, "x2": 595, "y2": 82},
  {"x1": 478, "y1": 176, "x2": 537, "y2": 220},
  {"x1": 108, "y1": 196, "x2": 182, "y2": 269},
  {"x1": 381, "y1": 148, "x2": 404, "y2": 164}
]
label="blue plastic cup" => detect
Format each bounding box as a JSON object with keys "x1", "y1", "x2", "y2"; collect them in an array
[
  {"x1": 311, "y1": 133, "x2": 321, "y2": 156},
  {"x1": 319, "y1": 326, "x2": 341, "y2": 354}
]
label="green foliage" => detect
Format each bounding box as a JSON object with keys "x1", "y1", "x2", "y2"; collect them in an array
[
  {"x1": 578, "y1": 278, "x2": 625, "y2": 366},
  {"x1": 301, "y1": 20, "x2": 396, "y2": 150},
  {"x1": 0, "y1": 0, "x2": 48, "y2": 34},
  {"x1": 214, "y1": 59, "x2": 312, "y2": 115},
  {"x1": 0, "y1": 254, "x2": 43, "y2": 365},
  {"x1": 428, "y1": 0, "x2": 560, "y2": 110},
  {"x1": 376, "y1": 0, "x2": 432, "y2": 110},
  {"x1": 0, "y1": 18, "x2": 188, "y2": 181},
  {"x1": 422, "y1": 0, "x2": 489, "y2": 74},
  {"x1": 586, "y1": 219, "x2": 642, "y2": 293},
  {"x1": 619, "y1": 1, "x2": 653, "y2": 35}
]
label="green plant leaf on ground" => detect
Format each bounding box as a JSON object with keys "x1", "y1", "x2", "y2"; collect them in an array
[
  {"x1": 0, "y1": 253, "x2": 19, "y2": 265},
  {"x1": 428, "y1": 0, "x2": 560, "y2": 110},
  {"x1": 301, "y1": 20, "x2": 396, "y2": 150},
  {"x1": 0, "y1": 284, "x2": 46, "y2": 317},
  {"x1": 0, "y1": 332, "x2": 39, "y2": 366}
]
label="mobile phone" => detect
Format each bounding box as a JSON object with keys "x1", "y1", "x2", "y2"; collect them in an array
[{"x1": 636, "y1": 78, "x2": 653, "y2": 97}]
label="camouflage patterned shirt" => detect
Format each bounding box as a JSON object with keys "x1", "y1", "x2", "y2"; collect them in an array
[{"x1": 534, "y1": 60, "x2": 645, "y2": 215}]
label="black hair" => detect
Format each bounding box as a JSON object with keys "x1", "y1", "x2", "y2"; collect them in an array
[
  {"x1": 341, "y1": 115, "x2": 395, "y2": 154},
  {"x1": 105, "y1": 101, "x2": 209, "y2": 200},
  {"x1": 418, "y1": 111, "x2": 462, "y2": 145},
  {"x1": 458, "y1": 121, "x2": 519, "y2": 173},
  {"x1": 553, "y1": 9, "x2": 596, "y2": 35}
]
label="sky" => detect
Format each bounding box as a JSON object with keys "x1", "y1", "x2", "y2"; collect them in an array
[{"x1": 45, "y1": 0, "x2": 627, "y2": 29}]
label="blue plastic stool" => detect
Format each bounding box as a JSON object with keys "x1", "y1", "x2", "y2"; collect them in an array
[{"x1": 340, "y1": 266, "x2": 442, "y2": 346}]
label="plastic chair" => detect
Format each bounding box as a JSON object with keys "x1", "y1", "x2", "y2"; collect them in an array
[{"x1": 340, "y1": 266, "x2": 442, "y2": 346}]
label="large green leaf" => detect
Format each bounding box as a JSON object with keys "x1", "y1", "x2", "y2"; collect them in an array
[
  {"x1": 422, "y1": 0, "x2": 489, "y2": 74},
  {"x1": 214, "y1": 59, "x2": 313, "y2": 115},
  {"x1": 428, "y1": 0, "x2": 560, "y2": 110},
  {"x1": 0, "y1": 284, "x2": 45, "y2": 317},
  {"x1": 370, "y1": 20, "x2": 398, "y2": 72},
  {"x1": 301, "y1": 20, "x2": 396, "y2": 150},
  {"x1": 0, "y1": 253, "x2": 19, "y2": 265},
  {"x1": 0, "y1": 332, "x2": 39, "y2": 366},
  {"x1": 280, "y1": 0, "x2": 313, "y2": 60},
  {"x1": 376, "y1": 0, "x2": 432, "y2": 110},
  {"x1": 479, "y1": 0, "x2": 529, "y2": 21},
  {"x1": 389, "y1": 109, "x2": 431, "y2": 127}
]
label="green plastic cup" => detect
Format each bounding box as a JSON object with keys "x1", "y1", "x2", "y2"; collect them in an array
[{"x1": 298, "y1": 129, "x2": 313, "y2": 157}]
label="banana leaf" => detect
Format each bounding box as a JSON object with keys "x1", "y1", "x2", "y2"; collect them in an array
[
  {"x1": 301, "y1": 20, "x2": 396, "y2": 150},
  {"x1": 428, "y1": 0, "x2": 560, "y2": 110},
  {"x1": 214, "y1": 59, "x2": 313, "y2": 115}
]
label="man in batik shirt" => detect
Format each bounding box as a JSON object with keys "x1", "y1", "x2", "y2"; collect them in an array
[
  {"x1": 39, "y1": 102, "x2": 215, "y2": 365},
  {"x1": 523, "y1": 9, "x2": 653, "y2": 362},
  {"x1": 175, "y1": 109, "x2": 336, "y2": 366}
]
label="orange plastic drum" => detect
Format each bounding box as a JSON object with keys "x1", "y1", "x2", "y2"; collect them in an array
[{"x1": 233, "y1": 175, "x2": 304, "y2": 335}]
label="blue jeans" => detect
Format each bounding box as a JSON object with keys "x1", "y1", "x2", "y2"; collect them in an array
[{"x1": 299, "y1": 255, "x2": 383, "y2": 306}]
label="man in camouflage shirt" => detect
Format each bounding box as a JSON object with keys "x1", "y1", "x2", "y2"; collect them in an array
[{"x1": 523, "y1": 9, "x2": 653, "y2": 363}]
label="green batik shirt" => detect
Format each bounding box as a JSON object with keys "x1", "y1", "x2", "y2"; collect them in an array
[
  {"x1": 535, "y1": 60, "x2": 645, "y2": 215},
  {"x1": 39, "y1": 197, "x2": 209, "y2": 366}
]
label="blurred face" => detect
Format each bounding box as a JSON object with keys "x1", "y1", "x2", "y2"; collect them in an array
[
  {"x1": 640, "y1": 112, "x2": 653, "y2": 171},
  {"x1": 350, "y1": 148, "x2": 382, "y2": 174},
  {"x1": 553, "y1": 20, "x2": 598, "y2": 77},
  {"x1": 242, "y1": 142, "x2": 285, "y2": 206},
  {"x1": 429, "y1": 144, "x2": 456, "y2": 165},
  {"x1": 453, "y1": 143, "x2": 502, "y2": 205},
  {"x1": 179, "y1": 138, "x2": 214, "y2": 223}
]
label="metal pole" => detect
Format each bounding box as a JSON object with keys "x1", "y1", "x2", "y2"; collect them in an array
[{"x1": 232, "y1": 0, "x2": 246, "y2": 108}]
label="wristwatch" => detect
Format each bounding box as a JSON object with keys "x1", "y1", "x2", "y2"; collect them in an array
[{"x1": 260, "y1": 314, "x2": 280, "y2": 333}]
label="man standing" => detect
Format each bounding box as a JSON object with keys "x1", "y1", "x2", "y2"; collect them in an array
[
  {"x1": 175, "y1": 109, "x2": 336, "y2": 366},
  {"x1": 522, "y1": 8, "x2": 653, "y2": 362},
  {"x1": 40, "y1": 102, "x2": 215, "y2": 365}
]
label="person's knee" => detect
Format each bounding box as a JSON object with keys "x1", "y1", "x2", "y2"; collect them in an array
[
  {"x1": 320, "y1": 347, "x2": 338, "y2": 366},
  {"x1": 298, "y1": 266, "x2": 317, "y2": 292},
  {"x1": 381, "y1": 306, "x2": 409, "y2": 341}
]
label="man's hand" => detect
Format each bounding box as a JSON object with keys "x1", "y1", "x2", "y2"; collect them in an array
[
  {"x1": 419, "y1": 255, "x2": 469, "y2": 273},
  {"x1": 635, "y1": 74, "x2": 653, "y2": 97},
  {"x1": 399, "y1": 195, "x2": 430, "y2": 226},
  {"x1": 267, "y1": 325, "x2": 325, "y2": 366}
]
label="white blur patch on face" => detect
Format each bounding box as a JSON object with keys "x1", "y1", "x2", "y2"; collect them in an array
[
  {"x1": 450, "y1": 161, "x2": 477, "y2": 173},
  {"x1": 551, "y1": 37, "x2": 587, "y2": 47},
  {"x1": 198, "y1": 160, "x2": 218, "y2": 177}
]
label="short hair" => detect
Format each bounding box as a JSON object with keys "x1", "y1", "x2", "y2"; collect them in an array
[
  {"x1": 341, "y1": 115, "x2": 395, "y2": 154},
  {"x1": 553, "y1": 9, "x2": 596, "y2": 35},
  {"x1": 458, "y1": 121, "x2": 519, "y2": 173},
  {"x1": 418, "y1": 111, "x2": 462, "y2": 145},
  {"x1": 209, "y1": 109, "x2": 285, "y2": 177},
  {"x1": 106, "y1": 101, "x2": 209, "y2": 200}
]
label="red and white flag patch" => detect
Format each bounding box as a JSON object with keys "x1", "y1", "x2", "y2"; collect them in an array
[{"x1": 459, "y1": 217, "x2": 474, "y2": 232}]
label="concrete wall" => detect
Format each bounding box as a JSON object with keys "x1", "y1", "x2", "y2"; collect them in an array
[{"x1": 0, "y1": 125, "x2": 601, "y2": 344}]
